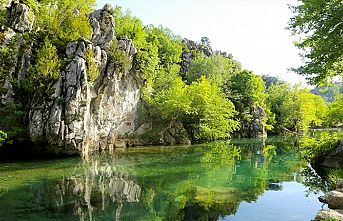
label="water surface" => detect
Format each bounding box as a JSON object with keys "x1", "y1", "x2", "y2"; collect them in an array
[{"x1": 0, "y1": 137, "x2": 324, "y2": 220}]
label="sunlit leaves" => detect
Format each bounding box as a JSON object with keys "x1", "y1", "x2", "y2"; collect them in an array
[
  {"x1": 35, "y1": 38, "x2": 60, "y2": 79},
  {"x1": 288, "y1": 0, "x2": 343, "y2": 85}
]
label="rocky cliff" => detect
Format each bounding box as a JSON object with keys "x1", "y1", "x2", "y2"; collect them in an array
[
  {"x1": 1, "y1": 2, "x2": 146, "y2": 154},
  {"x1": 29, "y1": 5, "x2": 142, "y2": 154}
]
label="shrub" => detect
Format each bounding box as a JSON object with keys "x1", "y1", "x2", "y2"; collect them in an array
[
  {"x1": 85, "y1": 48, "x2": 99, "y2": 83},
  {"x1": 299, "y1": 132, "x2": 342, "y2": 164}
]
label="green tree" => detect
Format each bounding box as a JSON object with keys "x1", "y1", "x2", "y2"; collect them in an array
[
  {"x1": 185, "y1": 77, "x2": 239, "y2": 140},
  {"x1": 36, "y1": 0, "x2": 94, "y2": 46},
  {"x1": 185, "y1": 54, "x2": 239, "y2": 85},
  {"x1": 326, "y1": 94, "x2": 343, "y2": 126},
  {"x1": 35, "y1": 38, "x2": 60, "y2": 79},
  {"x1": 288, "y1": 0, "x2": 343, "y2": 84},
  {"x1": 223, "y1": 70, "x2": 269, "y2": 134},
  {"x1": 267, "y1": 83, "x2": 327, "y2": 133},
  {"x1": 113, "y1": 6, "x2": 147, "y2": 49}
]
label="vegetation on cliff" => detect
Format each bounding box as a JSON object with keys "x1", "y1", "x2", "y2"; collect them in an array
[{"x1": 0, "y1": 0, "x2": 342, "y2": 146}]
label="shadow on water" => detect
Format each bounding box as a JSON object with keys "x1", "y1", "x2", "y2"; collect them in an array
[{"x1": 0, "y1": 137, "x2": 324, "y2": 221}]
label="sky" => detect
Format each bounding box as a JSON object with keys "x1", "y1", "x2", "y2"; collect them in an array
[{"x1": 96, "y1": 0, "x2": 306, "y2": 85}]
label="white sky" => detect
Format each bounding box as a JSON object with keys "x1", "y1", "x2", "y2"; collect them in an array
[{"x1": 97, "y1": 0, "x2": 306, "y2": 85}]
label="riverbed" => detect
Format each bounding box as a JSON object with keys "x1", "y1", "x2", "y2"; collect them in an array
[{"x1": 0, "y1": 137, "x2": 324, "y2": 221}]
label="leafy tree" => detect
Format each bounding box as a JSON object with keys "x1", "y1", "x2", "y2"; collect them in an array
[
  {"x1": 224, "y1": 70, "x2": 266, "y2": 108},
  {"x1": 185, "y1": 54, "x2": 238, "y2": 85},
  {"x1": 223, "y1": 70, "x2": 270, "y2": 134},
  {"x1": 288, "y1": 0, "x2": 343, "y2": 84},
  {"x1": 113, "y1": 6, "x2": 147, "y2": 49},
  {"x1": 35, "y1": 0, "x2": 94, "y2": 46},
  {"x1": 326, "y1": 94, "x2": 343, "y2": 126},
  {"x1": 185, "y1": 77, "x2": 239, "y2": 140},
  {"x1": 35, "y1": 38, "x2": 60, "y2": 79},
  {"x1": 147, "y1": 70, "x2": 191, "y2": 122},
  {"x1": 146, "y1": 26, "x2": 182, "y2": 68},
  {"x1": 267, "y1": 83, "x2": 328, "y2": 133}
]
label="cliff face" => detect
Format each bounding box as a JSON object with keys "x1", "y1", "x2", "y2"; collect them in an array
[
  {"x1": 2, "y1": 3, "x2": 144, "y2": 154},
  {"x1": 29, "y1": 5, "x2": 143, "y2": 154}
]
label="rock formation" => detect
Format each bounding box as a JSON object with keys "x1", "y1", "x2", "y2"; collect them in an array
[
  {"x1": 322, "y1": 139, "x2": 343, "y2": 168},
  {"x1": 27, "y1": 5, "x2": 143, "y2": 154},
  {"x1": 6, "y1": 0, "x2": 35, "y2": 33},
  {"x1": 315, "y1": 179, "x2": 343, "y2": 220}
]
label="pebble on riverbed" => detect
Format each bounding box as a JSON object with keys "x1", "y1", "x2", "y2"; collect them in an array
[{"x1": 314, "y1": 179, "x2": 343, "y2": 221}]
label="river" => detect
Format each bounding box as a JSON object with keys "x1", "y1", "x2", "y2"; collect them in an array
[{"x1": 0, "y1": 137, "x2": 324, "y2": 221}]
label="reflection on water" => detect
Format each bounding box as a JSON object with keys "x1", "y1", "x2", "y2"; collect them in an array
[{"x1": 0, "y1": 137, "x2": 323, "y2": 221}]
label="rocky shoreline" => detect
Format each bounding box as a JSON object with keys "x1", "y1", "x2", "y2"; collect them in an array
[{"x1": 314, "y1": 179, "x2": 343, "y2": 221}]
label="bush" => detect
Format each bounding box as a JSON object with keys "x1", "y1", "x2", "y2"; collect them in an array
[
  {"x1": 108, "y1": 40, "x2": 132, "y2": 72},
  {"x1": 0, "y1": 130, "x2": 7, "y2": 144},
  {"x1": 299, "y1": 132, "x2": 342, "y2": 164},
  {"x1": 35, "y1": 38, "x2": 60, "y2": 79},
  {"x1": 85, "y1": 48, "x2": 99, "y2": 83}
]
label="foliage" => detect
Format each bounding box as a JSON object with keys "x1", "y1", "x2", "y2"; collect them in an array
[
  {"x1": 0, "y1": 101, "x2": 26, "y2": 139},
  {"x1": 34, "y1": 38, "x2": 60, "y2": 79},
  {"x1": 0, "y1": 130, "x2": 7, "y2": 144},
  {"x1": 0, "y1": 0, "x2": 8, "y2": 25},
  {"x1": 224, "y1": 70, "x2": 266, "y2": 108},
  {"x1": 113, "y1": 6, "x2": 147, "y2": 50},
  {"x1": 185, "y1": 77, "x2": 239, "y2": 140},
  {"x1": 223, "y1": 70, "x2": 270, "y2": 133},
  {"x1": 146, "y1": 26, "x2": 182, "y2": 68},
  {"x1": 267, "y1": 83, "x2": 327, "y2": 134},
  {"x1": 311, "y1": 82, "x2": 343, "y2": 103},
  {"x1": 326, "y1": 94, "x2": 343, "y2": 126},
  {"x1": 35, "y1": 0, "x2": 94, "y2": 46},
  {"x1": 85, "y1": 48, "x2": 99, "y2": 83},
  {"x1": 299, "y1": 131, "x2": 341, "y2": 163},
  {"x1": 185, "y1": 54, "x2": 238, "y2": 85},
  {"x1": 108, "y1": 39, "x2": 132, "y2": 72},
  {"x1": 0, "y1": 38, "x2": 18, "y2": 92},
  {"x1": 288, "y1": 0, "x2": 343, "y2": 85}
]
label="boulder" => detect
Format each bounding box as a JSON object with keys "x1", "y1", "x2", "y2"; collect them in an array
[
  {"x1": 337, "y1": 179, "x2": 343, "y2": 189},
  {"x1": 314, "y1": 209, "x2": 343, "y2": 221},
  {"x1": 323, "y1": 140, "x2": 343, "y2": 168},
  {"x1": 324, "y1": 190, "x2": 343, "y2": 209}
]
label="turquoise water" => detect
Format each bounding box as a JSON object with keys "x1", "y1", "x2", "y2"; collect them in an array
[{"x1": 0, "y1": 138, "x2": 324, "y2": 221}]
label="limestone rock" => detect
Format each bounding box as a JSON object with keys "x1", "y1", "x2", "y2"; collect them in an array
[
  {"x1": 89, "y1": 4, "x2": 115, "y2": 49},
  {"x1": 118, "y1": 36, "x2": 137, "y2": 57},
  {"x1": 158, "y1": 121, "x2": 191, "y2": 145},
  {"x1": 6, "y1": 1, "x2": 35, "y2": 32},
  {"x1": 29, "y1": 33, "x2": 141, "y2": 153},
  {"x1": 337, "y1": 179, "x2": 343, "y2": 189},
  {"x1": 323, "y1": 140, "x2": 343, "y2": 168},
  {"x1": 251, "y1": 105, "x2": 267, "y2": 138},
  {"x1": 1, "y1": 27, "x2": 16, "y2": 44},
  {"x1": 314, "y1": 209, "x2": 343, "y2": 221},
  {"x1": 323, "y1": 190, "x2": 343, "y2": 209}
]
